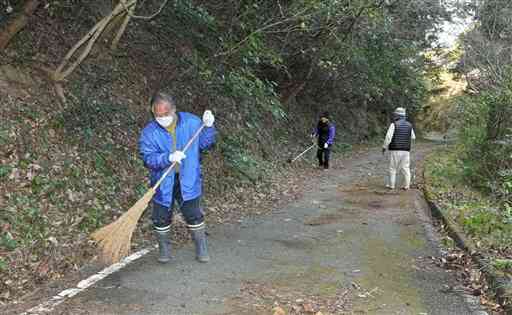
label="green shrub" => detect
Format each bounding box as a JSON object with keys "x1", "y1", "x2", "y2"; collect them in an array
[
  {"x1": 493, "y1": 259, "x2": 512, "y2": 272},
  {"x1": 223, "y1": 69, "x2": 285, "y2": 120},
  {"x1": 463, "y1": 208, "x2": 512, "y2": 247},
  {"x1": 0, "y1": 165, "x2": 11, "y2": 178},
  {"x1": 78, "y1": 207, "x2": 105, "y2": 232},
  {"x1": 219, "y1": 134, "x2": 270, "y2": 183},
  {"x1": 456, "y1": 71, "x2": 512, "y2": 202},
  {"x1": 0, "y1": 258, "x2": 7, "y2": 272},
  {"x1": 0, "y1": 233, "x2": 17, "y2": 251}
]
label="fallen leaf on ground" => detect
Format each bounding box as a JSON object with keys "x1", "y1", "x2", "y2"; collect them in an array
[{"x1": 272, "y1": 306, "x2": 286, "y2": 315}]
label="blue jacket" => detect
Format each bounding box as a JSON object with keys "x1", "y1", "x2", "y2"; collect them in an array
[
  {"x1": 313, "y1": 123, "x2": 335, "y2": 145},
  {"x1": 138, "y1": 112, "x2": 216, "y2": 207}
]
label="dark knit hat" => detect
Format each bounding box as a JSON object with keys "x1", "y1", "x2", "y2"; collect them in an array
[{"x1": 321, "y1": 111, "x2": 330, "y2": 119}]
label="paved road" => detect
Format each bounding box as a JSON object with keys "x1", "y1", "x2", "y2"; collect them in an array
[{"x1": 53, "y1": 143, "x2": 482, "y2": 314}]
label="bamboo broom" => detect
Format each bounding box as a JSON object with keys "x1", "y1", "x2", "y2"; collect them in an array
[{"x1": 91, "y1": 124, "x2": 206, "y2": 264}]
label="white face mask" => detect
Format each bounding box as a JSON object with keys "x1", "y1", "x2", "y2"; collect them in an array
[{"x1": 156, "y1": 115, "x2": 174, "y2": 127}]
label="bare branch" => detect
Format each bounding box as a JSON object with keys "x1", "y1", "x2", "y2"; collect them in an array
[
  {"x1": 53, "y1": 0, "x2": 138, "y2": 81},
  {"x1": 111, "y1": 2, "x2": 136, "y2": 50},
  {"x1": 215, "y1": 8, "x2": 311, "y2": 57},
  {"x1": 120, "y1": 0, "x2": 169, "y2": 20}
]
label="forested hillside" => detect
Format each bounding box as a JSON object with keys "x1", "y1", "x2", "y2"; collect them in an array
[{"x1": 0, "y1": 0, "x2": 447, "y2": 306}]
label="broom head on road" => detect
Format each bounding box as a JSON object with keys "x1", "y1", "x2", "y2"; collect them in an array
[{"x1": 91, "y1": 187, "x2": 156, "y2": 264}]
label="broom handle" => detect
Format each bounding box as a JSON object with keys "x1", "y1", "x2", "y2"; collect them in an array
[
  {"x1": 153, "y1": 124, "x2": 206, "y2": 189},
  {"x1": 291, "y1": 144, "x2": 317, "y2": 162}
]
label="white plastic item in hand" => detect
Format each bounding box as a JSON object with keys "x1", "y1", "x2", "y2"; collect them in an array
[{"x1": 202, "y1": 110, "x2": 215, "y2": 127}]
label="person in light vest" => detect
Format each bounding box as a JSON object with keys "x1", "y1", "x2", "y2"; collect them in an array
[
  {"x1": 382, "y1": 107, "x2": 416, "y2": 190},
  {"x1": 312, "y1": 112, "x2": 336, "y2": 169},
  {"x1": 138, "y1": 92, "x2": 216, "y2": 263}
]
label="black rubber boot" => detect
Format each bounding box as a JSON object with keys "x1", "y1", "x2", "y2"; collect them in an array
[
  {"x1": 155, "y1": 230, "x2": 172, "y2": 263},
  {"x1": 190, "y1": 227, "x2": 210, "y2": 263}
]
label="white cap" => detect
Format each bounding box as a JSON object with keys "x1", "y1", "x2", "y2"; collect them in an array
[{"x1": 394, "y1": 107, "x2": 406, "y2": 116}]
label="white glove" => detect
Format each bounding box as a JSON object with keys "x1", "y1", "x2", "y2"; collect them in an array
[
  {"x1": 169, "y1": 151, "x2": 186, "y2": 164},
  {"x1": 324, "y1": 143, "x2": 329, "y2": 149},
  {"x1": 202, "y1": 110, "x2": 215, "y2": 127}
]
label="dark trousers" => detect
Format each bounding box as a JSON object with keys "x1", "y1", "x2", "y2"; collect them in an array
[
  {"x1": 317, "y1": 146, "x2": 331, "y2": 169},
  {"x1": 152, "y1": 174, "x2": 204, "y2": 229}
]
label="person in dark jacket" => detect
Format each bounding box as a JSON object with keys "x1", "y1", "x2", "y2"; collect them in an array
[
  {"x1": 312, "y1": 112, "x2": 336, "y2": 169},
  {"x1": 382, "y1": 107, "x2": 416, "y2": 190},
  {"x1": 138, "y1": 92, "x2": 216, "y2": 263}
]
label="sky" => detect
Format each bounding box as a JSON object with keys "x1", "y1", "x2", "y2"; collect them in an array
[
  {"x1": 436, "y1": 0, "x2": 475, "y2": 48},
  {"x1": 437, "y1": 15, "x2": 474, "y2": 48}
]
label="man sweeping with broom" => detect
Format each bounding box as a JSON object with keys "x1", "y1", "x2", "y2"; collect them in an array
[{"x1": 138, "y1": 91, "x2": 216, "y2": 263}]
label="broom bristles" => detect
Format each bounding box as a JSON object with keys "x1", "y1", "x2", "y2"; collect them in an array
[{"x1": 91, "y1": 188, "x2": 156, "y2": 264}]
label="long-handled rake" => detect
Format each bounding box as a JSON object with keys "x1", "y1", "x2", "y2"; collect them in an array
[
  {"x1": 91, "y1": 124, "x2": 205, "y2": 264},
  {"x1": 287, "y1": 143, "x2": 317, "y2": 163}
]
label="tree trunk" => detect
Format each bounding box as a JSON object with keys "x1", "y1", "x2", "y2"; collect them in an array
[
  {"x1": 99, "y1": 0, "x2": 126, "y2": 49},
  {"x1": 0, "y1": 0, "x2": 41, "y2": 51},
  {"x1": 111, "y1": 1, "x2": 135, "y2": 51},
  {"x1": 52, "y1": 0, "x2": 137, "y2": 82}
]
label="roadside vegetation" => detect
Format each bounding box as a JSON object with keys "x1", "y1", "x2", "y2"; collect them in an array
[{"x1": 423, "y1": 0, "x2": 512, "y2": 311}]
